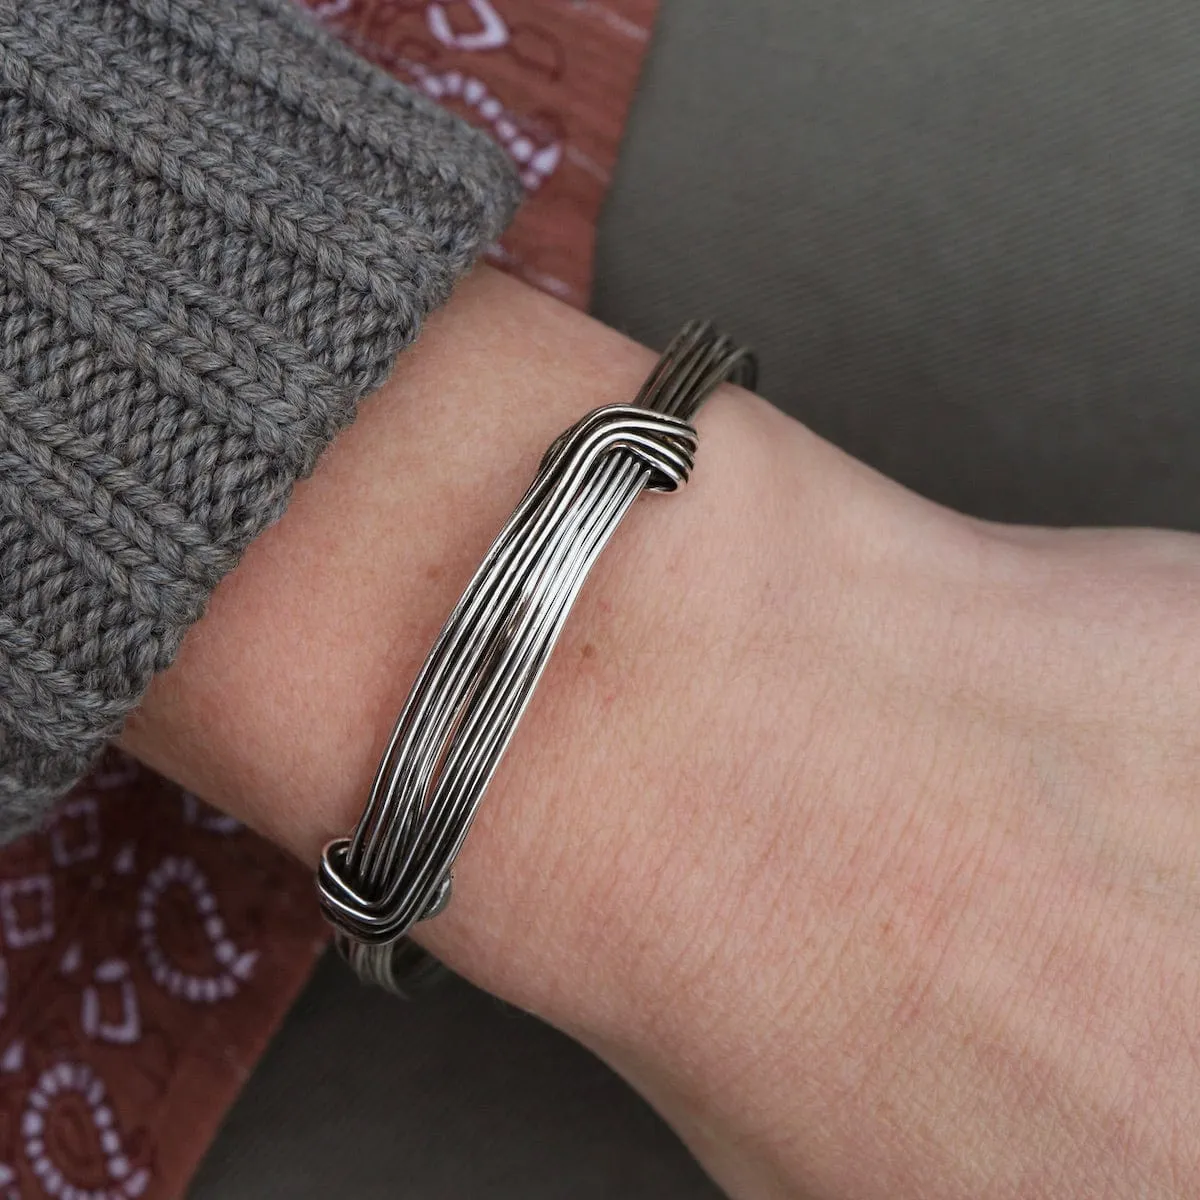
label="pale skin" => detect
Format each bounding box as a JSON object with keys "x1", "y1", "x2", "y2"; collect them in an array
[{"x1": 124, "y1": 267, "x2": 1200, "y2": 1199}]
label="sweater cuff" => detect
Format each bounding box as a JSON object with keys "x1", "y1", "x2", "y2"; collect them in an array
[{"x1": 0, "y1": 0, "x2": 522, "y2": 837}]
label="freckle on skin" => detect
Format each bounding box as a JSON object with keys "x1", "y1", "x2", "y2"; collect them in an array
[
  {"x1": 581, "y1": 643, "x2": 597, "y2": 660},
  {"x1": 426, "y1": 564, "x2": 443, "y2": 582}
]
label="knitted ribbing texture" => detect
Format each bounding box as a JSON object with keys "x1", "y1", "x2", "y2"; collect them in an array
[{"x1": 0, "y1": 0, "x2": 522, "y2": 839}]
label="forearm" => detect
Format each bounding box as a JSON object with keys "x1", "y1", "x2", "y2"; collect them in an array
[{"x1": 121, "y1": 266, "x2": 1200, "y2": 1199}]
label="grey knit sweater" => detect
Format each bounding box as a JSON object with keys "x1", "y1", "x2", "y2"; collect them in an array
[{"x1": 0, "y1": 0, "x2": 521, "y2": 839}]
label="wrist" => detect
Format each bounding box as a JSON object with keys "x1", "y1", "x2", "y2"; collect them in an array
[
  {"x1": 122, "y1": 259, "x2": 974, "y2": 1065},
  {"x1": 120, "y1": 267, "x2": 796, "y2": 1022}
]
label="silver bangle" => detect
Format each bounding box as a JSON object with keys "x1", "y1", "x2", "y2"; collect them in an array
[{"x1": 316, "y1": 322, "x2": 757, "y2": 995}]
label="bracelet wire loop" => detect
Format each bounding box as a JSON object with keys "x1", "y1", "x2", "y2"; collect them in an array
[{"x1": 317, "y1": 322, "x2": 757, "y2": 994}]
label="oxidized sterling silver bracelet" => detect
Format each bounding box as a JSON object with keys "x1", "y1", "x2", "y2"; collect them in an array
[{"x1": 316, "y1": 322, "x2": 757, "y2": 996}]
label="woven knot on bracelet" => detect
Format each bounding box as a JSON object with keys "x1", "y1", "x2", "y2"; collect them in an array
[{"x1": 316, "y1": 403, "x2": 699, "y2": 958}]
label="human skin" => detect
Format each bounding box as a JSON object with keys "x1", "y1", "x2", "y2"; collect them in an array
[{"x1": 123, "y1": 267, "x2": 1200, "y2": 1199}]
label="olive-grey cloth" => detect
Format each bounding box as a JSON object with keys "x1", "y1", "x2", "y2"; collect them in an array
[{"x1": 0, "y1": 0, "x2": 520, "y2": 838}]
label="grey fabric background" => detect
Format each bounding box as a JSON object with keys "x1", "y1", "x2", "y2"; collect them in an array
[
  {"x1": 194, "y1": 0, "x2": 1200, "y2": 1194},
  {"x1": 595, "y1": 0, "x2": 1200, "y2": 530}
]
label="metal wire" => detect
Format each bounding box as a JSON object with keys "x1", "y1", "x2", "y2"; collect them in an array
[{"x1": 316, "y1": 322, "x2": 757, "y2": 995}]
